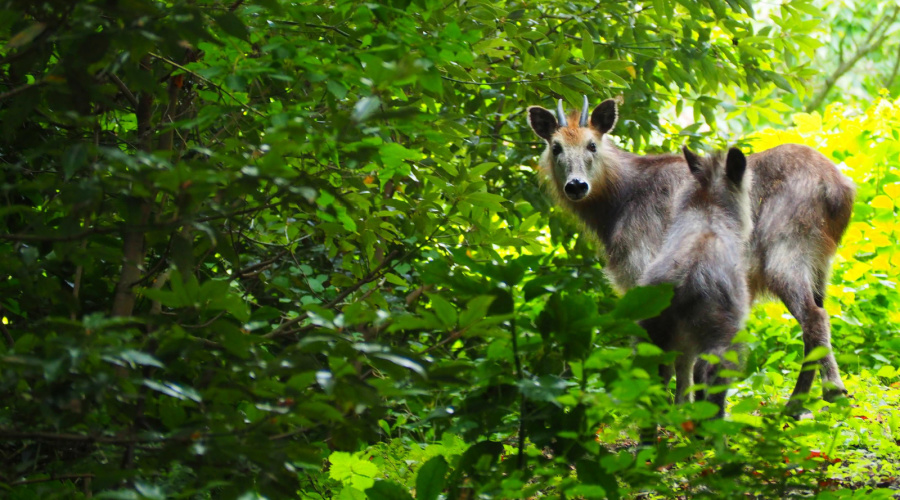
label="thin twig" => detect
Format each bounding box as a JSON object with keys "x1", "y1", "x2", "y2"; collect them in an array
[
  {"x1": 440, "y1": 71, "x2": 589, "y2": 87},
  {"x1": 181, "y1": 311, "x2": 226, "y2": 329},
  {"x1": 0, "y1": 226, "x2": 116, "y2": 242},
  {"x1": 149, "y1": 269, "x2": 171, "y2": 316},
  {"x1": 0, "y1": 421, "x2": 268, "y2": 445},
  {"x1": 304, "y1": 23, "x2": 353, "y2": 39},
  {"x1": 263, "y1": 248, "x2": 402, "y2": 339},
  {"x1": 806, "y1": 5, "x2": 900, "y2": 111},
  {"x1": 149, "y1": 52, "x2": 265, "y2": 117},
  {"x1": 0, "y1": 80, "x2": 43, "y2": 102},
  {"x1": 268, "y1": 428, "x2": 308, "y2": 441},
  {"x1": 234, "y1": 249, "x2": 289, "y2": 278},
  {"x1": 883, "y1": 45, "x2": 900, "y2": 90},
  {"x1": 129, "y1": 234, "x2": 174, "y2": 288},
  {"x1": 108, "y1": 73, "x2": 139, "y2": 108},
  {"x1": 421, "y1": 328, "x2": 467, "y2": 354},
  {"x1": 0, "y1": 320, "x2": 13, "y2": 348},
  {"x1": 264, "y1": 199, "x2": 460, "y2": 340},
  {"x1": 10, "y1": 473, "x2": 94, "y2": 486},
  {"x1": 512, "y1": 317, "x2": 526, "y2": 470},
  {"x1": 1, "y1": 203, "x2": 280, "y2": 243},
  {"x1": 0, "y1": 430, "x2": 183, "y2": 444},
  {"x1": 197, "y1": 202, "x2": 281, "y2": 222}
]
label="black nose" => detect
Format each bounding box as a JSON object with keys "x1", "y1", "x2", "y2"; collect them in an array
[{"x1": 564, "y1": 179, "x2": 589, "y2": 200}]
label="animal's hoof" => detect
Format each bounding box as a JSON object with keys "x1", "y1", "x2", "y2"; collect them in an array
[
  {"x1": 823, "y1": 386, "x2": 849, "y2": 403},
  {"x1": 790, "y1": 408, "x2": 814, "y2": 421},
  {"x1": 784, "y1": 399, "x2": 813, "y2": 420}
]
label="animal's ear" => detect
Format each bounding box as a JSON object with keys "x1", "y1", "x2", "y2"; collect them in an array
[
  {"x1": 682, "y1": 146, "x2": 702, "y2": 179},
  {"x1": 590, "y1": 99, "x2": 618, "y2": 134},
  {"x1": 527, "y1": 106, "x2": 558, "y2": 142},
  {"x1": 725, "y1": 147, "x2": 747, "y2": 186}
]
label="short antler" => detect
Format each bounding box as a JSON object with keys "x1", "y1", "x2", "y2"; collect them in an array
[
  {"x1": 557, "y1": 99, "x2": 568, "y2": 127},
  {"x1": 579, "y1": 95, "x2": 589, "y2": 127}
]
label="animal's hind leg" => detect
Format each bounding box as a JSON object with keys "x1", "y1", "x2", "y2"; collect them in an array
[
  {"x1": 674, "y1": 354, "x2": 695, "y2": 405},
  {"x1": 813, "y1": 268, "x2": 847, "y2": 402},
  {"x1": 693, "y1": 359, "x2": 709, "y2": 403},
  {"x1": 638, "y1": 316, "x2": 674, "y2": 445},
  {"x1": 703, "y1": 347, "x2": 737, "y2": 418},
  {"x1": 659, "y1": 363, "x2": 674, "y2": 399},
  {"x1": 767, "y1": 257, "x2": 846, "y2": 404}
]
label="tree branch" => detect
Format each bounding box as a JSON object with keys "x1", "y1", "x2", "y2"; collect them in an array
[
  {"x1": 0, "y1": 226, "x2": 116, "y2": 242},
  {"x1": 0, "y1": 319, "x2": 13, "y2": 348},
  {"x1": 440, "y1": 71, "x2": 590, "y2": 87},
  {"x1": 234, "y1": 249, "x2": 289, "y2": 278},
  {"x1": 263, "y1": 248, "x2": 402, "y2": 339},
  {"x1": 0, "y1": 422, "x2": 263, "y2": 445},
  {"x1": 883, "y1": 44, "x2": 900, "y2": 90},
  {"x1": 112, "y1": 56, "x2": 154, "y2": 318},
  {"x1": 264, "y1": 199, "x2": 459, "y2": 341},
  {"x1": 806, "y1": 6, "x2": 900, "y2": 111},
  {"x1": 0, "y1": 203, "x2": 281, "y2": 243},
  {"x1": 149, "y1": 52, "x2": 265, "y2": 117},
  {"x1": 108, "y1": 73, "x2": 139, "y2": 108},
  {"x1": 10, "y1": 473, "x2": 94, "y2": 486},
  {"x1": 0, "y1": 80, "x2": 44, "y2": 102},
  {"x1": 0, "y1": 429, "x2": 178, "y2": 444}
]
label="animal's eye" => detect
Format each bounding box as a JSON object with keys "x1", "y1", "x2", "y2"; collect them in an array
[
  {"x1": 552, "y1": 143, "x2": 563, "y2": 155},
  {"x1": 587, "y1": 142, "x2": 597, "y2": 153}
]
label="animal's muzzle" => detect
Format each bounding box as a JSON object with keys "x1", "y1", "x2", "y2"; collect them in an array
[{"x1": 564, "y1": 179, "x2": 589, "y2": 200}]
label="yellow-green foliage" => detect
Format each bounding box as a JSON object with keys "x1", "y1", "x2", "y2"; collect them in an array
[
  {"x1": 714, "y1": 97, "x2": 900, "y2": 492},
  {"x1": 746, "y1": 96, "x2": 900, "y2": 375}
]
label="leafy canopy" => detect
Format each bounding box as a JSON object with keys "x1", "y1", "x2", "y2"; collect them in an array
[{"x1": 0, "y1": 0, "x2": 895, "y2": 498}]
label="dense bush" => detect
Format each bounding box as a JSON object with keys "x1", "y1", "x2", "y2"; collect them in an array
[{"x1": 0, "y1": 0, "x2": 898, "y2": 498}]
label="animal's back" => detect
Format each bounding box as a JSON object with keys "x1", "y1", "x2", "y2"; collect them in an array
[
  {"x1": 599, "y1": 144, "x2": 853, "y2": 296},
  {"x1": 643, "y1": 219, "x2": 749, "y2": 341},
  {"x1": 746, "y1": 144, "x2": 855, "y2": 299}
]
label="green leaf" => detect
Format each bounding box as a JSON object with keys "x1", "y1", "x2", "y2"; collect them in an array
[
  {"x1": 582, "y1": 29, "x2": 595, "y2": 62},
  {"x1": 518, "y1": 375, "x2": 571, "y2": 404},
  {"x1": 213, "y1": 13, "x2": 250, "y2": 41},
  {"x1": 566, "y1": 484, "x2": 607, "y2": 499},
  {"x1": 140, "y1": 288, "x2": 187, "y2": 308},
  {"x1": 372, "y1": 353, "x2": 426, "y2": 378},
  {"x1": 427, "y1": 293, "x2": 458, "y2": 327},
  {"x1": 142, "y1": 380, "x2": 202, "y2": 403},
  {"x1": 338, "y1": 488, "x2": 368, "y2": 500},
  {"x1": 576, "y1": 459, "x2": 619, "y2": 499},
  {"x1": 63, "y1": 143, "x2": 88, "y2": 179},
  {"x1": 802, "y1": 346, "x2": 830, "y2": 363},
  {"x1": 5, "y1": 22, "x2": 46, "y2": 49},
  {"x1": 353, "y1": 96, "x2": 381, "y2": 122},
  {"x1": 415, "y1": 456, "x2": 448, "y2": 500},
  {"x1": 327, "y1": 80, "x2": 348, "y2": 99},
  {"x1": 487, "y1": 287, "x2": 513, "y2": 315},
  {"x1": 329, "y1": 452, "x2": 381, "y2": 490},
  {"x1": 612, "y1": 284, "x2": 673, "y2": 320},
  {"x1": 365, "y1": 480, "x2": 413, "y2": 500},
  {"x1": 118, "y1": 349, "x2": 165, "y2": 368},
  {"x1": 465, "y1": 191, "x2": 506, "y2": 211},
  {"x1": 458, "y1": 295, "x2": 495, "y2": 328}
]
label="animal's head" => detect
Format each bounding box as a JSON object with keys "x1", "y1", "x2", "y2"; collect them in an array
[
  {"x1": 527, "y1": 96, "x2": 619, "y2": 202},
  {"x1": 681, "y1": 146, "x2": 751, "y2": 233}
]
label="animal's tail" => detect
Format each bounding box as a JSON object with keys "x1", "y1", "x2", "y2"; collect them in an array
[{"x1": 823, "y1": 172, "x2": 855, "y2": 244}]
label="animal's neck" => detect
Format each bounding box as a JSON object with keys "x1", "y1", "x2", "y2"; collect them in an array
[{"x1": 562, "y1": 141, "x2": 684, "y2": 290}]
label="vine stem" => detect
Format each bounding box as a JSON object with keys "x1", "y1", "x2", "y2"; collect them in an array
[{"x1": 511, "y1": 316, "x2": 526, "y2": 470}]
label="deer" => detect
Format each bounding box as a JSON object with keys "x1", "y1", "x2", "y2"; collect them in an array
[
  {"x1": 526, "y1": 96, "x2": 855, "y2": 412},
  {"x1": 638, "y1": 147, "x2": 751, "y2": 417}
]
